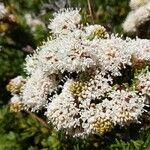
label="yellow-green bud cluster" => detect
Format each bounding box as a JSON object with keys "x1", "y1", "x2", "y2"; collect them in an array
[
  {"x1": 93, "y1": 119, "x2": 113, "y2": 135},
  {"x1": 86, "y1": 25, "x2": 108, "y2": 40},
  {"x1": 69, "y1": 81, "x2": 87, "y2": 98},
  {"x1": 10, "y1": 103, "x2": 23, "y2": 112},
  {"x1": 93, "y1": 26, "x2": 108, "y2": 38}
]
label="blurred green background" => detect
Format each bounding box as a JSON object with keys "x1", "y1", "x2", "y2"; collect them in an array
[{"x1": 0, "y1": 0, "x2": 150, "y2": 149}]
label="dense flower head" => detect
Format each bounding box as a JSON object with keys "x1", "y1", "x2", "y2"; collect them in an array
[
  {"x1": 123, "y1": 0, "x2": 150, "y2": 33},
  {"x1": 9, "y1": 94, "x2": 23, "y2": 112},
  {"x1": 85, "y1": 25, "x2": 109, "y2": 39},
  {"x1": 7, "y1": 76, "x2": 26, "y2": 94},
  {"x1": 8, "y1": 8, "x2": 150, "y2": 138},
  {"x1": 48, "y1": 8, "x2": 81, "y2": 35}
]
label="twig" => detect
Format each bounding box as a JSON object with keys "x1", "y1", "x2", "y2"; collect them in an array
[
  {"x1": 26, "y1": 110, "x2": 50, "y2": 129},
  {"x1": 87, "y1": 0, "x2": 94, "y2": 24}
]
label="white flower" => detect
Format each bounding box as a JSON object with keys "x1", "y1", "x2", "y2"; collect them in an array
[
  {"x1": 9, "y1": 94, "x2": 23, "y2": 112},
  {"x1": 123, "y1": 1, "x2": 150, "y2": 33},
  {"x1": 22, "y1": 28, "x2": 150, "y2": 136},
  {"x1": 7, "y1": 76, "x2": 26, "y2": 94},
  {"x1": 46, "y1": 80, "x2": 80, "y2": 131},
  {"x1": 85, "y1": 24, "x2": 108, "y2": 39},
  {"x1": 48, "y1": 8, "x2": 81, "y2": 35},
  {"x1": 138, "y1": 71, "x2": 150, "y2": 100},
  {"x1": 21, "y1": 69, "x2": 58, "y2": 111},
  {"x1": 8, "y1": 8, "x2": 150, "y2": 137},
  {"x1": 106, "y1": 90, "x2": 145, "y2": 125},
  {"x1": 127, "y1": 38, "x2": 150, "y2": 62}
]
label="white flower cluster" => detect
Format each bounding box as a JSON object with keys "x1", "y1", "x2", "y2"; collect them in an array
[
  {"x1": 123, "y1": 0, "x2": 150, "y2": 33},
  {"x1": 7, "y1": 76, "x2": 26, "y2": 112},
  {"x1": 0, "y1": 3, "x2": 7, "y2": 19},
  {"x1": 137, "y1": 71, "x2": 150, "y2": 97},
  {"x1": 7, "y1": 76, "x2": 26, "y2": 94},
  {"x1": 48, "y1": 8, "x2": 81, "y2": 34},
  {"x1": 8, "y1": 8, "x2": 150, "y2": 137}
]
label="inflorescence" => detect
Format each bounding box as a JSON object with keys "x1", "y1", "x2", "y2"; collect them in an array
[{"x1": 7, "y1": 8, "x2": 150, "y2": 138}]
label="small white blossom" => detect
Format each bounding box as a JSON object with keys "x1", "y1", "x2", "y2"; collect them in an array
[
  {"x1": 48, "y1": 8, "x2": 81, "y2": 35},
  {"x1": 107, "y1": 90, "x2": 145, "y2": 125},
  {"x1": 21, "y1": 69, "x2": 58, "y2": 111},
  {"x1": 85, "y1": 24, "x2": 109, "y2": 39},
  {"x1": 138, "y1": 72, "x2": 150, "y2": 101},
  {"x1": 7, "y1": 76, "x2": 26, "y2": 94}
]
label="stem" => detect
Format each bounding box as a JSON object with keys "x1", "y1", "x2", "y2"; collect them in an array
[
  {"x1": 87, "y1": 0, "x2": 94, "y2": 24},
  {"x1": 26, "y1": 110, "x2": 50, "y2": 129}
]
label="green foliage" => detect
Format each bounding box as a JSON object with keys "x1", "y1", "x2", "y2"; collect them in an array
[
  {"x1": 110, "y1": 139, "x2": 144, "y2": 150},
  {"x1": 109, "y1": 124, "x2": 150, "y2": 150},
  {"x1": 110, "y1": 137, "x2": 150, "y2": 150},
  {"x1": 0, "y1": 132, "x2": 21, "y2": 150},
  {"x1": 0, "y1": 48, "x2": 24, "y2": 104}
]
